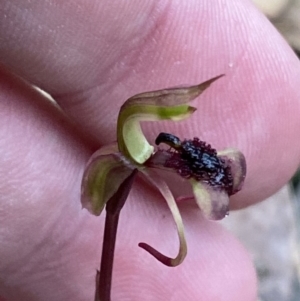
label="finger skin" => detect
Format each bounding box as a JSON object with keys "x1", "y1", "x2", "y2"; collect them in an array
[
  {"x1": 2, "y1": 0, "x2": 299, "y2": 300},
  {"x1": 1, "y1": 0, "x2": 300, "y2": 209},
  {"x1": 0, "y1": 69, "x2": 256, "y2": 301}
]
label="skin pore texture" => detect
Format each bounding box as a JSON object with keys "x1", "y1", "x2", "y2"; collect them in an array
[{"x1": 0, "y1": 0, "x2": 299, "y2": 300}]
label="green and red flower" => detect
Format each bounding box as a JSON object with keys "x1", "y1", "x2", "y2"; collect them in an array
[{"x1": 81, "y1": 75, "x2": 246, "y2": 267}]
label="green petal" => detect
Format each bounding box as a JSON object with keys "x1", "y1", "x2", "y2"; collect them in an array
[
  {"x1": 81, "y1": 148, "x2": 134, "y2": 216},
  {"x1": 217, "y1": 148, "x2": 247, "y2": 195},
  {"x1": 117, "y1": 75, "x2": 224, "y2": 165},
  {"x1": 138, "y1": 169, "x2": 187, "y2": 267},
  {"x1": 191, "y1": 180, "x2": 230, "y2": 220}
]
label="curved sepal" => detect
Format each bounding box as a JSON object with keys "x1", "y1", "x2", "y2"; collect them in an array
[
  {"x1": 139, "y1": 169, "x2": 187, "y2": 267},
  {"x1": 117, "y1": 75, "x2": 224, "y2": 165},
  {"x1": 81, "y1": 149, "x2": 134, "y2": 216}
]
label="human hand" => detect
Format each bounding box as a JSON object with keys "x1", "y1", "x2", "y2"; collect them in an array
[{"x1": 0, "y1": 1, "x2": 299, "y2": 300}]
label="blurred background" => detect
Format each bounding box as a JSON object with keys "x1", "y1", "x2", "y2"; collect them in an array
[
  {"x1": 221, "y1": 2, "x2": 300, "y2": 300},
  {"x1": 252, "y1": 0, "x2": 300, "y2": 57}
]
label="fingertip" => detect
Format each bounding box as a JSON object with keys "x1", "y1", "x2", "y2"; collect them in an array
[{"x1": 112, "y1": 189, "x2": 257, "y2": 301}]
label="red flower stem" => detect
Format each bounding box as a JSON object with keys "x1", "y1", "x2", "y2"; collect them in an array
[
  {"x1": 96, "y1": 169, "x2": 137, "y2": 301},
  {"x1": 96, "y1": 208, "x2": 119, "y2": 301}
]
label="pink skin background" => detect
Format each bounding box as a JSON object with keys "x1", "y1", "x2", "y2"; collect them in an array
[{"x1": 0, "y1": 0, "x2": 300, "y2": 300}]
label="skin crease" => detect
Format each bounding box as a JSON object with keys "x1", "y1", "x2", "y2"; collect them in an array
[{"x1": 0, "y1": 0, "x2": 300, "y2": 300}]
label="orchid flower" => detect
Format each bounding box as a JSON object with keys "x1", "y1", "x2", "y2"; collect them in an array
[{"x1": 81, "y1": 75, "x2": 246, "y2": 269}]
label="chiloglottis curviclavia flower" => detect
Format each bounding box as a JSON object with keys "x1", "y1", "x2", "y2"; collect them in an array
[{"x1": 81, "y1": 74, "x2": 246, "y2": 267}]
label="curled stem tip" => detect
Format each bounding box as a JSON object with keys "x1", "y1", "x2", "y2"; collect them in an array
[
  {"x1": 138, "y1": 242, "x2": 173, "y2": 267},
  {"x1": 138, "y1": 242, "x2": 186, "y2": 267}
]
